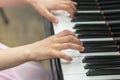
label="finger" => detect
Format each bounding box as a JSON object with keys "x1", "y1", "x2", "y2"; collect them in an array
[
  {"x1": 68, "y1": 2, "x2": 77, "y2": 18},
  {"x1": 33, "y1": 5, "x2": 58, "y2": 24},
  {"x1": 64, "y1": 5, "x2": 75, "y2": 18},
  {"x1": 58, "y1": 43, "x2": 85, "y2": 51},
  {"x1": 55, "y1": 3, "x2": 74, "y2": 18},
  {"x1": 60, "y1": 53, "x2": 72, "y2": 61},
  {"x1": 43, "y1": 9, "x2": 59, "y2": 24},
  {"x1": 56, "y1": 30, "x2": 76, "y2": 37},
  {"x1": 60, "y1": 1, "x2": 77, "y2": 18},
  {"x1": 57, "y1": 35, "x2": 83, "y2": 46},
  {"x1": 69, "y1": 1, "x2": 78, "y2": 14},
  {"x1": 62, "y1": 1, "x2": 77, "y2": 13},
  {"x1": 52, "y1": 50, "x2": 72, "y2": 61},
  {"x1": 71, "y1": 2, "x2": 77, "y2": 12}
]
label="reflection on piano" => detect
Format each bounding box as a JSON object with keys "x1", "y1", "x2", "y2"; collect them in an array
[{"x1": 43, "y1": 0, "x2": 120, "y2": 80}]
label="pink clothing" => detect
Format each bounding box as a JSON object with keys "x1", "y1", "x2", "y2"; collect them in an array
[
  {"x1": 0, "y1": 68, "x2": 18, "y2": 80},
  {"x1": 0, "y1": 43, "x2": 50, "y2": 80}
]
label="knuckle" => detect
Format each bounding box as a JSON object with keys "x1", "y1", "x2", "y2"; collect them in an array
[
  {"x1": 51, "y1": 36, "x2": 57, "y2": 42},
  {"x1": 63, "y1": 30, "x2": 74, "y2": 35},
  {"x1": 59, "y1": 53, "x2": 65, "y2": 58},
  {"x1": 67, "y1": 5, "x2": 71, "y2": 9},
  {"x1": 76, "y1": 45, "x2": 81, "y2": 50},
  {"x1": 64, "y1": 5, "x2": 71, "y2": 9},
  {"x1": 65, "y1": 43, "x2": 72, "y2": 48},
  {"x1": 50, "y1": 49, "x2": 55, "y2": 55},
  {"x1": 66, "y1": 1, "x2": 72, "y2": 4},
  {"x1": 68, "y1": 35, "x2": 74, "y2": 41},
  {"x1": 56, "y1": 53, "x2": 62, "y2": 58},
  {"x1": 63, "y1": 29, "x2": 70, "y2": 33}
]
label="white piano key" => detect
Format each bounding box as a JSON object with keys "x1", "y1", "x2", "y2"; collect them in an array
[
  {"x1": 61, "y1": 62, "x2": 85, "y2": 74},
  {"x1": 61, "y1": 49, "x2": 81, "y2": 57},
  {"x1": 64, "y1": 74, "x2": 120, "y2": 80},
  {"x1": 80, "y1": 51, "x2": 120, "y2": 56}
]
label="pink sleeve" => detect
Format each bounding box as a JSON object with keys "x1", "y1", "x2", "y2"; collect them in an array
[
  {"x1": 0, "y1": 68, "x2": 19, "y2": 80},
  {"x1": 0, "y1": 43, "x2": 19, "y2": 80},
  {"x1": 0, "y1": 43, "x2": 50, "y2": 80}
]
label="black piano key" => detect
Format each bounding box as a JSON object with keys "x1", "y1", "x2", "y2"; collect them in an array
[
  {"x1": 110, "y1": 26, "x2": 120, "y2": 30},
  {"x1": 99, "y1": 3, "x2": 120, "y2": 7},
  {"x1": 73, "y1": 0, "x2": 95, "y2": 2},
  {"x1": 74, "y1": 27, "x2": 108, "y2": 31},
  {"x1": 73, "y1": 0, "x2": 97, "y2": 10},
  {"x1": 101, "y1": 5, "x2": 120, "y2": 10},
  {"x1": 77, "y1": 5, "x2": 99, "y2": 11},
  {"x1": 109, "y1": 23, "x2": 120, "y2": 30},
  {"x1": 72, "y1": 17, "x2": 102, "y2": 22},
  {"x1": 98, "y1": 0, "x2": 120, "y2": 3},
  {"x1": 104, "y1": 11, "x2": 120, "y2": 16},
  {"x1": 86, "y1": 69, "x2": 120, "y2": 76},
  {"x1": 116, "y1": 40, "x2": 120, "y2": 45},
  {"x1": 113, "y1": 33, "x2": 120, "y2": 37},
  {"x1": 105, "y1": 12, "x2": 120, "y2": 20},
  {"x1": 77, "y1": 31, "x2": 120, "y2": 38},
  {"x1": 81, "y1": 46, "x2": 117, "y2": 53},
  {"x1": 74, "y1": 27, "x2": 120, "y2": 33},
  {"x1": 83, "y1": 40, "x2": 115, "y2": 47},
  {"x1": 82, "y1": 55, "x2": 120, "y2": 63},
  {"x1": 111, "y1": 29, "x2": 120, "y2": 32},
  {"x1": 77, "y1": 2, "x2": 97, "y2": 6},
  {"x1": 77, "y1": 33, "x2": 111, "y2": 38},
  {"x1": 109, "y1": 24, "x2": 120, "y2": 31},
  {"x1": 74, "y1": 13, "x2": 102, "y2": 18},
  {"x1": 73, "y1": 24, "x2": 107, "y2": 29},
  {"x1": 72, "y1": 13, "x2": 103, "y2": 22},
  {"x1": 109, "y1": 22, "x2": 120, "y2": 27},
  {"x1": 101, "y1": 4, "x2": 120, "y2": 7},
  {"x1": 114, "y1": 40, "x2": 120, "y2": 45},
  {"x1": 99, "y1": 1, "x2": 120, "y2": 6},
  {"x1": 75, "y1": 30, "x2": 109, "y2": 34},
  {"x1": 105, "y1": 15, "x2": 120, "y2": 21},
  {"x1": 110, "y1": 32, "x2": 120, "y2": 39},
  {"x1": 83, "y1": 55, "x2": 120, "y2": 60},
  {"x1": 84, "y1": 61, "x2": 120, "y2": 69},
  {"x1": 71, "y1": 16, "x2": 102, "y2": 22}
]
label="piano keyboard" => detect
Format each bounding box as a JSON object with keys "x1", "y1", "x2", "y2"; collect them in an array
[{"x1": 48, "y1": 0, "x2": 120, "y2": 80}]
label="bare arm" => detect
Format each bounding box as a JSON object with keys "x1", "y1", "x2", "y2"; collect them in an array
[
  {"x1": 0, "y1": 46, "x2": 29, "y2": 70},
  {"x1": 0, "y1": 30, "x2": 84, "y2": 70},
  {"x1": 0, "y1": 0, "x2": 26, "y2": 7}
]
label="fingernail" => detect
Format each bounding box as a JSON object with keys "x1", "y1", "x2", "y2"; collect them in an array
[
  {"x1": 80, "y1": 42, "x2": 83, "y2": 46},
  {"x1": 54, "y1": 19, "x2": 58, "y2": 24},
  {"x1": 81, "y1": 47, "x2": 85, "y2": 52},
  {"x1": 74, "y1": 2, "x2": 77, "y2": 5},
  {"x1": 68, "y1": 57, "x2": 72, "y2": 61},
  {"x1": 70, "y1": 15, "x2": 74, "y2": 19}
]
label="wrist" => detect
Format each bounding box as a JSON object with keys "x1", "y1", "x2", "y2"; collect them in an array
[
  {"x1": 25, "y1": 0, "x2": 37, "y2": 5},
  {"x1": 11, "y1": 45, "x2": 33, "y2": 63},
  {"x1": 21, "y1": 45, "x2": 33, "y2": 61},
  {"x1": 21, "y1": 43, "x2": 37, "y2": 61}
]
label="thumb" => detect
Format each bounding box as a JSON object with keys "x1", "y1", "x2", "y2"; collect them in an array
[
  {"x1": 43, "y1": 9, "x2": 59, "y2": 24},
  {"x1": 35, "y1": 6, "x2": 58, "y2": 23}
]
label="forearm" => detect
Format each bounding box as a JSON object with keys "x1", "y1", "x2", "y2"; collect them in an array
[
  {"x1": 0, "y1": 0, "x2": 27, "y2": 7},
  {"x1": 0, "y1": 45, "x2": 29, "y2": 70}
]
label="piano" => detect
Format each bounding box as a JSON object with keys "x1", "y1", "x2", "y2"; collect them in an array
[{"x1": 43, "y1": 0, "x2": 120, "y2": 80}]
